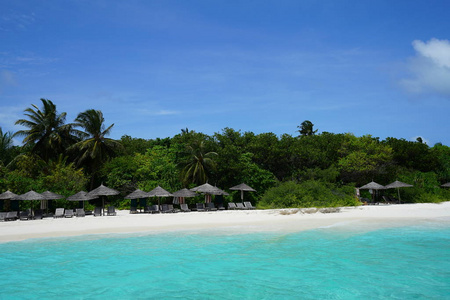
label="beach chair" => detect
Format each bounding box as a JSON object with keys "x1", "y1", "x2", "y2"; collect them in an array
[
  {"x1": 64, "y1": 209, "x2": 74, "y2": 218},
  {"x1": 206, "y1": 203, "x2": 217, "y2": 211},
  {"x1": 94, "y1": 207, "x2": 102, "y2": 216},
  {"x1": 20, "y1": 209, "x2": 32, "y2": 220},
  {"x1": 149, "y1": 205, "x2": 160, "y2": 214},
  {"x1": 227, "y1": 202, "x2": 237, "y2": 210},
  {"x1": 75, "y1": 208, "x2": 85, "y2": 217},
  {"x1": 131, "y1": 206, "x2": 139, "y2": 214},
  {"x1": 34, "y1": 209, "x2": 43, "y2": 220},
  {"x1": 107, "y1": 206, "x2": 117, "y2": 216},
  {"x1": 180, "y1": 203, "x2": 191, "y2": 212},
  {"x1": 169, "y1": 204, "x2": 178, "y2": 213},
  {"x1": 5, "y1": 211, "x2": 18, "y2": 221},
  {"x1": 236, "y1": 203, "x2": 247, "y2": 210},
  {"x1": 54, "y1": 208, "x2": 65, "y2": 218},
  {"x1": 0, "y1": 212, "x2": 8, "y2": 221},
  {"x1": 196, "y1": 203, "x2": 206, "y2": 212},
  {"x1": 161, "y1": 204, "x2": 172, "y2": 213},
  {"x1": 244, "y1": 202, "x2": 256, "y2": 210}
]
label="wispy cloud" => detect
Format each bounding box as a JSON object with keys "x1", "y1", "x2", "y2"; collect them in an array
[
  {"x1": 0, "y1": 12, "x2": 36, "y2": 31},
  {"x1": 400, "y1": 38, "x2": 450, "y2": 98}
]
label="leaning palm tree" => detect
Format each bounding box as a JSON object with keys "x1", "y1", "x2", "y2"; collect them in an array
[
  {"x1": 14, "y1": 99, "x2": 78, "y2": 161},
  {"x1": 70, "y1": 109, "x2": 122, "y2": 188},
  {"x1": 0, "y1": 127, "x2": 14, "y2": 164},
  {"x1": 181, "y1": 139, "x2": 218, "y2": 186}
]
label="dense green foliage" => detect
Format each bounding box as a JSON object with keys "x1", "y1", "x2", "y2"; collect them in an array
[{"x1": 1, "y1": 99, "x2": 449, "y2": 210}]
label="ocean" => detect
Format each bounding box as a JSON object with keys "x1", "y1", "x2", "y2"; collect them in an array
[{"x1": 0, "y1": 220, "x2": 449, "y2": 299}]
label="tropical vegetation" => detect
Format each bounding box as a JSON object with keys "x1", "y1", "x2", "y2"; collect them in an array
[{"x1": 0, "y1": 99, "x2": 449, "y2": 210}]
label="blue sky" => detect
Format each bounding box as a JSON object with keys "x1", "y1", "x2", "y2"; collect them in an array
[{"x1": 1, "y1": 0, "x2": 449, "y2": 146}]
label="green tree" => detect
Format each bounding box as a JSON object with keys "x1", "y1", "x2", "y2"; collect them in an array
[
  {"x1": 14, "y1": 99, "x2": 77, "y2": 161},
  {"x1": 180, "y1": 138, "x2": 218, "y2": 186},
  {"x1": 70, "y1": 109, "x2": 122, "y2": 188},
  {"x1": 297, "y1": 120, "x2": 318, "y2": 136},
  {"x1": 0, "y1": 127, "x2": 14, "y2": 165}
]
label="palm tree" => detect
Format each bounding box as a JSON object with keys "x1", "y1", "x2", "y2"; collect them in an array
[
  {"x1": 181, "y1": 139, "x2": 218, "y2": 186},
  {"x1": 0, "y1": 127, "x2": 14, "y2": 165},
  {"x1": 14, "y1": 99, "x2": 77, "y2": 161},
  {"x1": 298, "y1": 120, "x2": 318, "y2": 137},
  {"x1": 70, "y1": 109, "x2": 122, "y2": 188}
]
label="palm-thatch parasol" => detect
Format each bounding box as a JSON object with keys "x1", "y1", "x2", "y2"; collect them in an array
[
  {"x1": 87, "y1": 184, "x2": 120, "y2": 214},
  {"x1": 0, "y1": 190, "x2": 19, "y2": 211},
  {"x1": 148, "y1": 186, "x2": 173, "y2": 207},
  {"x1": 385, "y1": 180, "x2": 413, "y2": 203},
  {"x1": 191, "y1": 183, "x2": 229, "y2": 203},
  {"x1": 125, "y1": 189, "x2": 150, "y2": 210},
  {"x1": 67, "y1": 191, "x2": 98, "y2": 209},
  {"x1": 0, "y1": 190, "x2": 18, "y2": 200},
  {"x1": 15, "y1": 190, "x2": 46, "y2": 213},
  {"x1": 41, "y1": 191, "x2": 65, "y2": 213},
  {"x1": 172, "y1": 188, "x2": 197, "y2": 204},
  {"x1": 441, "y1": 182, "x2": 450, "y2": 188},
  {"x1": 229, "y1": 183, "x2": 256, "y2": 203},
  {"x1": 359, "y1": 181, "x2": 385, "y2": 203}
]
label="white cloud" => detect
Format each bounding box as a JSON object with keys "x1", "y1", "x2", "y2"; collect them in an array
[{"x1": 400, "y1": 38, "x2": 450, "y2": 98}]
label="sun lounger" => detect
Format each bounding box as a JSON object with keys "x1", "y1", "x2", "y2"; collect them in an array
[
  {"x1": 33, "y1": 209, "x2": 43, "y2": 220},
  {"x1": 94, "y1": 207, "x2": 102, "y2": 216},
  {"x1": 236, "y1": 203, "x2": 248, "y2": 210},
  {"x1": 169, "y1": 204, "x2": 179, "y2": 213},
  {"x1": 54, "y1": 208, "x2": 65, "y2": 218},
  {"x1": 161, "y1": 204, "x2": 172, "y2": 213},
  {"x1": 75, "y1": 208, "x2": 85, "y2": 217},
  {"x1": 20, "y1": 209, "x2": 32, "y2": 220},
  {"x1": 196, "y1": 203, "x2": 206, "y2": 212},
  {"x1": 107, "y1": 206, "x2": 117, "y2": 216},
  {"x1": 0, "y1": 212, "x2": 8, "y2": 221},
  {"x1": 64, "y1": 209, "x2": 74, "y2": 218},
  {"x1": 5, "y1": 211, "x2": 18, "y2": 221},
  {"x1": 227, "y1": 202, "x2": 237, "y2": 210},
  {"x1": 149, "y1": 205, "x2": 159, "y2": 214},
  {"x1": 131, "y1": 206, "x2": 139, "y2": 214},
  {"x1": 180, "y1": 203, "x2": 191, "y2": 212},
  {"x1": 206, "y1": 203, "x2": 217, "y2": 211},
  {"x1": 244, "y1": 202, "x2": 256, "y2": 210}
]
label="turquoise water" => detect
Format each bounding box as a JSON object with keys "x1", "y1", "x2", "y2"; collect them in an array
[{"x1": 0, "y1": 222, "x2": 449, "y2": 299}]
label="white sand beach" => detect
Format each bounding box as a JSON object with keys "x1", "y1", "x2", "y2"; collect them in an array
[{"x1": 1, "y1": 202, "x2": 450, "y2": 242}]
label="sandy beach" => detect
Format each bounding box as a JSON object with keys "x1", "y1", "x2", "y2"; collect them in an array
[{"x1": 1, "y1": 202, "x2": 450, "y2": 242}]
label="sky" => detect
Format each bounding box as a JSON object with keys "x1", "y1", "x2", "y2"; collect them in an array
[{"x1": 1, "y1": 0, "x2": 449, "y2": 146}]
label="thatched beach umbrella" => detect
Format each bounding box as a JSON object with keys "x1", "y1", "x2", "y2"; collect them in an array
[
  {"x1": 41, "y1": 191, "x2": 64, "y2": 213},
  {"x1": 15, "y1": 190, "x2": 46, "y2": 213},
  {"x1": 87, "y1": 184, "x2": 120, "y2": 214},
  {"x1": 191, "y1": 183, "x2": 229, "y2": 203},
  {"x1": 0, "y1": 190, "x2": 18, "y2": 200},
  {"x1": 230, "y1": 183, "x2": 256, "y2": 203},
  {"x1": 385, "y1": 180, "x2": 413, "y2": 203},
  {"x1": 172, "y1": 188, "x2": 197, "y2": 204},
  {"x1": 359, "y1": 181, "x2": 385, "y2": 203},
  {"x1": 148, "y1": 186, "x2": 173, "y2": 207},
  {"x1": 0, "y1": 190, "x2": 18, "y2": 211},
  {"x1": 125, "y1": 189, "x2": 150, "y2": 210},
  {"x1": 441, "y1": 182, "x2": 450, "y2": 188},
  {"x1": 67, "y1": 191, "x2": 98, "y2": 208}
]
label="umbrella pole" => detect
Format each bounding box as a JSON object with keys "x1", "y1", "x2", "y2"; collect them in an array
[
  {"x1": 397, "y1": 188, "x2": 401, "y2": 204},
  {"x1": 241, "y1": 190, "x2": 244, "y2": 203}
]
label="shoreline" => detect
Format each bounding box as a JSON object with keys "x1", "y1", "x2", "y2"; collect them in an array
[{"x1": 1, "y1": 202, "x2": 450, "y2": 243}]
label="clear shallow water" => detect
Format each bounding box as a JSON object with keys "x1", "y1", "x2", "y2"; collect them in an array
[{"x1": 0, "y1": 222, "x2": 449, "y2": 299}]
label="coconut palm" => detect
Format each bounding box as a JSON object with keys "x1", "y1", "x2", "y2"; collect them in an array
[
  {"x1": 181, "y1": 139, "x2": 218, "y2": 186},
  {"x1": 0, "y1": 127, "x2": 14, "y2": 164},
  {"x1": 14, "y1": 99, "x2": 78, "y2": 161},
  {"x1": 298, "y1": 120, "x2": 318, "y2": 137},
  {"x1": 70, "y1": 109, "x2": 122, "y2": 188}
]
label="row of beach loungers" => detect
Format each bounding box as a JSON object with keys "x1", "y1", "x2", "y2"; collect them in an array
[
  {"x1": 1, "y1": 202, "x2": 257, "y2": 221},
  {"x1": 131, "y1": 202, "x2": 256, "y2": 214},
  {"x1": 0, "y1": 206, "x2": 118, "y2": 221}
]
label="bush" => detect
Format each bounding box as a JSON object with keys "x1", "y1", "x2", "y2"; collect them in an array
[{"x1": 258, "y1": 180, "x2": 359, "y2": 209}]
